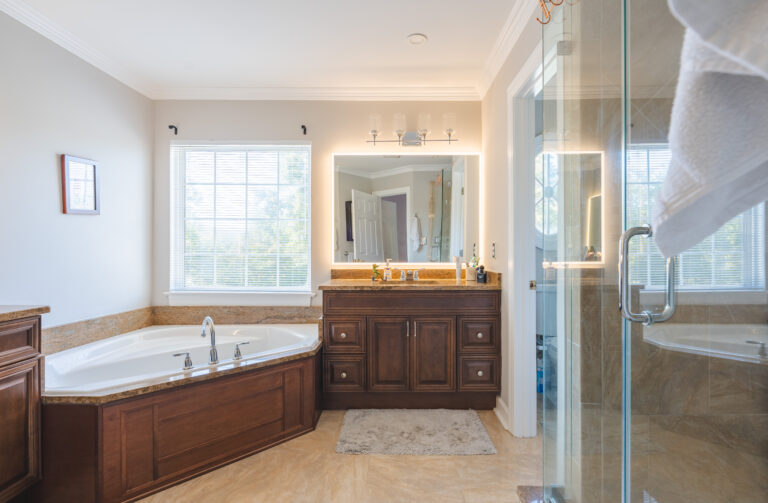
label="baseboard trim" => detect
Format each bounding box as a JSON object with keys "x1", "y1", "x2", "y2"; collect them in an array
[{"x1": 494, "y1": 396, "x2": 512, "y2": 431}]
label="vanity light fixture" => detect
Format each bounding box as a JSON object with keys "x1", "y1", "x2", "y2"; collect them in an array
[{"x1": 367, "y1": 112, "x2": 459, "y2": 146}]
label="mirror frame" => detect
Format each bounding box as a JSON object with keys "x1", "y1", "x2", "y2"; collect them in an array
[{"x1": 331, "y1": 152, "x2": 483, "y2": 267}]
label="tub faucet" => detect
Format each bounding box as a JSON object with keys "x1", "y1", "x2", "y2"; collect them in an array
[{"x1": 201, "y1": 316, "x2": 218, "y2": 364}]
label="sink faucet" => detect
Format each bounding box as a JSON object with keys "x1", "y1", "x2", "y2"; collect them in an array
[{"x1": 201, "y1": 316, "x2": 218, "y2": 364}]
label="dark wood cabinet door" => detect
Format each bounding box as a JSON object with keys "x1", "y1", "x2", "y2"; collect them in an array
[
  {"x1": 367, "y1": 317, "x2": 410, "y2": 392},
  {"x1": 0, "y1": 358, "x2": 41, "y2": 502},
  {"x1": 411, "y1": 317, "x2": 456, "y2": 392}
]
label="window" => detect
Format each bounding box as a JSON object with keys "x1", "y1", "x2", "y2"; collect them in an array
[
  {"x1": 627, "y1": 144, "x2": 765, "y2": 290},
  {"x1": 171, "y1": 144, "x2": 311, "y2": 293}
]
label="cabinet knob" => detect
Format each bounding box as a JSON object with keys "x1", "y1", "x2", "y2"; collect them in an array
[
  {"x1": 476, "y1": 332, "x2": 484, "y2": 339},
  {"x1": 476, "y1": 370, "x2": 484, "y2": 377},
  {"x1": 340, "y1": 332, "x2": 347, "y2": 339},
  {"x1": 340, "y1": 371, "x2": 348, "y2": 379}
]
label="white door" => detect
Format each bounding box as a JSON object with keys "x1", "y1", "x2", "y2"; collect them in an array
[
  {"x1": 351, "y1": 190, "x2": 384, "y2": 262},
  {"x1": 380, "y1": 200, "x2": 399, "y2": 261}
]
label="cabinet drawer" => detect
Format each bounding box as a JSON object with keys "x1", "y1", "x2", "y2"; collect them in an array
[
  {"x1": 458, "y1": 356, "x2": 500, "y2": 391},
  {"x1": 458, "y1": 317, "x2": 499, "y2": 353},
  {"x1": 0, "y1": 317, "x2": 40, "y2": 367},
  {"x1": 324, "y1": 318, "x2": 365, "y2": 353},
  {"x1": 324, "y1": 356, "x2": 365, "y2": 392}
]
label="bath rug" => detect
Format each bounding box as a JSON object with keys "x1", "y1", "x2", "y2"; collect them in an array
[{"x1": 336, "y1": 409, "x2": 496, "y2": 455}]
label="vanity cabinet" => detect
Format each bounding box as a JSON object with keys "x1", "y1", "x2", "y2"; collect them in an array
[
  {"x1": 0, "y1": 316, "x2": 42, "y2": 502},
  {"x1": 322, "y1": 289, "x2": 501, "y2": 409}
]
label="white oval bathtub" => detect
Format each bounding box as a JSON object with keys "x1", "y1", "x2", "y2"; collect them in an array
[{"x1": 44, "y1": 324, "x2": 320, "y2": 397}]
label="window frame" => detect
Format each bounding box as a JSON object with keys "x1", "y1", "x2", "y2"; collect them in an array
[{"x1": 168, "y1": 142, "x2": 313, "y2": 306}]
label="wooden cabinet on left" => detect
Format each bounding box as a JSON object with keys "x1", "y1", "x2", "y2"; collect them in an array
[{"x1": 0, "y1": 316, "x2": 42, "y2": 503}]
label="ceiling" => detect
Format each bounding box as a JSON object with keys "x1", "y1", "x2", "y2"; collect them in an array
[{"x1": 1, "y1": 0, "x2": 536, "y2": 100}]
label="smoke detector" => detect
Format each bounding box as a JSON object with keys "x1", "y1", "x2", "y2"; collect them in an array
[{"x1": 407, "y1": 33, "x2": 428, "y2": 45}]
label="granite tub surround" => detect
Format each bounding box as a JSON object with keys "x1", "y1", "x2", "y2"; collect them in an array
[
  {"x1": 42, "y1": 340, "x2": 322, "y2": 406},
  {"x1": 151, "y1": 305, "x2": 322, "y2": 325},
  {"x1": 41, "y1": 306, "x2": 152, "y2": 354},
  {"x1": 41, "y1": 305, "x2": 322, "y2": 354},
  {"x1": 0, "y1": 305, "x2": 50, "y2": 323}
]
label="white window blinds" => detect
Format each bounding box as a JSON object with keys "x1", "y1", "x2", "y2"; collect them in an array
[
  {"x1": 627, "y1": 144, "x2": 765, "y2": 290},
  {"x1": 171, "y1": 145, "x2": 311, "y2": 292}
]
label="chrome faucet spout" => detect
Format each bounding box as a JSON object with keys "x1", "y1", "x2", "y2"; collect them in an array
[{"x1": 201, "y1": 316, "x2": 218, "y2": 364}]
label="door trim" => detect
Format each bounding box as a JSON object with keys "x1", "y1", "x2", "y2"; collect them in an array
[{"x1": 497, "y1": 42, "x2": 542, "y2": 438}]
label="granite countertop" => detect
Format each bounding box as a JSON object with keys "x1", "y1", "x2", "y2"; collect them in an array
[
  {"x1": 318, "y1": 278, "x2": 501, "y2": 291},
  {"x1": 0, "y1": 305, "x2": 50, "y2": 323},
  {"x1": 42, "y1": 340, "x2": 322, "y2": 405}
]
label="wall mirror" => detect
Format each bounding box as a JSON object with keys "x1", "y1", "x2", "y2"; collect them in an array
[
  {"x1": 536, "y1": 151, "x2": 604, "y2": 265},
  {"x1": 333, "y1": 154, "x2": 481, "y2": 264}
]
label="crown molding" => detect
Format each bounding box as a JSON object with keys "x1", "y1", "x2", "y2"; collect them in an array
[
  {"x1": 0, "y1": 0, "x2": 156, "y2": 97},
  {"x1": 478, "y1": 0, "x2": 539, "y2": 98},
  {"x1": 1, "y1": 0, "x2": 488, "y2": 101},
  {"x1": 337, "y1": 163, "x2": 447, "y2": 180},
  {"x1": 148, "y1": 86, "x2": 480, "y2": 101}
]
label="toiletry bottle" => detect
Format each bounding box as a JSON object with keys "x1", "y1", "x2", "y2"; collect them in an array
[
  {"x1": 384, "y1": 259, "x2": 392, "y2": 281},
  {"x1": 454, "y1": 256, "x2": 463, "y2": 281},
  {"x1": 476, "y1": 266, "x2": 487, "y2": 283}
]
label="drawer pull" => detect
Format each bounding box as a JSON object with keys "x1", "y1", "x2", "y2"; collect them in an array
[
  {"x1": 340, "y1": 332, "x2": 348, "y2": 339},
  {"x1": 476, "y1": 370, "x2": 484, "y2": 377},
  {"x1": 340, "y1": 371, "x2": 348, "y2": 379},
  {"x1": 476, "y1": 332, "x2": 484, "y2": 339}
]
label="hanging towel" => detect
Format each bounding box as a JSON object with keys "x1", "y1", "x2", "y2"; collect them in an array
[
  {"x1": 652, "y1": 0, "x2": 768, "y2": 257},
  {"x1": 410, "y1": 215, "x2": 423, "y2": 252}
]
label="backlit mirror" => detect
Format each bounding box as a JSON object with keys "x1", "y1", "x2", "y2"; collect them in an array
[
  {"x1": 333, "y1": 154, "x2": 480, "y2": 264},
  {"x1": 536, "y1": 151, "x2": 604, "y2": 264}
]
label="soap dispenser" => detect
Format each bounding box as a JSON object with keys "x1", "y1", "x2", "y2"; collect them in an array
[{"x1": 384, "y1": 259, "x2": 392, "y2": 281}]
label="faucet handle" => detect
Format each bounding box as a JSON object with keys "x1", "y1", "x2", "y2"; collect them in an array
[
  {"x1": 173, "y1": 352, "x2": 193, "y2": 370},
  {"x1": 234, "y1": 341, "x2": 250, "y2": 360}
]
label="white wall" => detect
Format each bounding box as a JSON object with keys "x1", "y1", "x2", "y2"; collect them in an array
[
  {"x1": 0, "y1": 12, "x2": 154, "y2": 328},
  {"x1": 152, "y1": 101, "x2": 481, "y2": 305}
]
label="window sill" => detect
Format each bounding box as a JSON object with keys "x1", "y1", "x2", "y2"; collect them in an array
[
  {"x1": 639, "y1": 289, "x2": 768, "y2": 305},
  {"x1": 164, "y1": 290, "x2": 316, "y2": 307}
]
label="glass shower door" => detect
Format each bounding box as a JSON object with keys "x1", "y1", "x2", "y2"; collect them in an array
[
  {"x1": 625, "y1": 0, "x2": 768, "y2": 501},
  {"x1": 541, "y1": 0, "x2": 768, "y2": 501}
]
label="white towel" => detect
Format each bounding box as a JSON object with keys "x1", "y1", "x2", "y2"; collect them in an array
[
  {"x1": 652, "y1": 0, "x2": 768, "y2": 257},
  {"x1": 410, "y1": 215, "x2": 422, "y2": 252}
]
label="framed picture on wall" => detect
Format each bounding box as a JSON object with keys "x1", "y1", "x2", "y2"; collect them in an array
[{"x1": 61, "y1": 154, "x2": 99, "y2": 214}]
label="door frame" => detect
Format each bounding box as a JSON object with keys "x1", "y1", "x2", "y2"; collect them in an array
[{"x1": 496, "y1": 42, "x2": 542, "y2": 438}]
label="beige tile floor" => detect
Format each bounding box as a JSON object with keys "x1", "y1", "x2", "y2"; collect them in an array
[{"x1": 140, "y1": 410, "x2": 542, "y2": 503}]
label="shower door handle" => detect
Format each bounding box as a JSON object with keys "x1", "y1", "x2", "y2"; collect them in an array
[{"x1": 618, "y1": 225, "x2": 677, "y2": 326}]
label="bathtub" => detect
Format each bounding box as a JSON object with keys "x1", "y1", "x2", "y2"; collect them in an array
[
  {"x1": 44, "y1": 324, "x2": 320, "y2": 397},
  {"x1": 643, "y1": 323, "x2": 768, "y2": 364}
]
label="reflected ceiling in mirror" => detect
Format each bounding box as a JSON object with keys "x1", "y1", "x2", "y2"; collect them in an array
[{"x1": 333, "y1": 154, "x2": 481, "y2": 265}]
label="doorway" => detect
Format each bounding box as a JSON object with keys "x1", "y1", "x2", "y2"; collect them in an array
[{"x1": 501, "y1": 43, "x2": 543, "y2": 438}]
